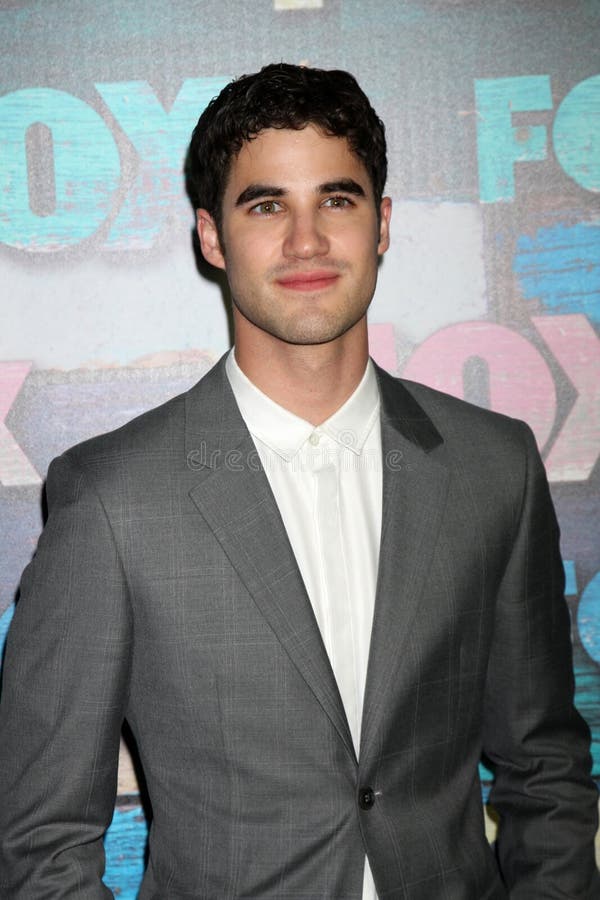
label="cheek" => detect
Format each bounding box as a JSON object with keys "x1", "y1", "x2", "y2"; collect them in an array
[
  {"x1": 346, "y1": 239, "x2": 379, "y2": 279},
  {"x1": 224, "y1": 245, "x2": 270, "y2": 302},
  {"x1": 226, "y1": 231, "x2": 276, "y2": 272},
  {"x1": 333, "y1": 219, "x2": 379, "y2": 255}
]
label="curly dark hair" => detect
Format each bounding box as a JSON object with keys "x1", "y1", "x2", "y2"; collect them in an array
[{"x1": 185, "y1": 63, "x2": 387, "y2": 235}]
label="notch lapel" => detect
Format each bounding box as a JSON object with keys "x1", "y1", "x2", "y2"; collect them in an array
[
  {"x1": 185, "y1": 357, "x2": 355, "y2": 758},
  {"x1": 360, "y1": 367, "x2": 450, "y2": 760}
]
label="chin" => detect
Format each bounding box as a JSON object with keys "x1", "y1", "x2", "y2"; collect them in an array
[
  {"x1": 276, "y1": 323, "x2": 354, "y2": 346},
  {"x1": 273, "y1": 311, "x2": 366, "y2": 347}
]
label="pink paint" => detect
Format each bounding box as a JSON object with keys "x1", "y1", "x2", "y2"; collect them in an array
[
  {"x1": 401, "y1": 322, "x2": 556, "y2": 452},
  {"x1": 0, "y1": 360, "x2": 41, "y2": 486},
  {"x1": 368, "y1": 323, "x2": 398, "y2": 373},
  {"x1": 533, "y1": 314, "x2": 600, "y2": 482}
]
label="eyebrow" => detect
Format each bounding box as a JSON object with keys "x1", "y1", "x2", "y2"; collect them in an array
[
  {"x1": 235, "y1": 178, "x2": 367, "y2": 207},
  {"x1": 235, "y1": 185, "x2": 286, "y2": 206},
  {"x1": 319, "y1": 179, "x2": 366, "y2": 198}
]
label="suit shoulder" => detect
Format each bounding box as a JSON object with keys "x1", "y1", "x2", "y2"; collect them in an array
[
  {"x1": 381, "y1": 374, "x2": 549, "y2": 524},
  {"x1": 396, "y1": 374, "x2": 532, "y2": 445},
  {"x1": 54, "y1": 358, "x2": 225, "y2": 480},
  {"x1": 375, "y1": 367, "x2": 540, "y2": 482},
  {"x1": 64, "y1": 389, "x2": 186, "y2": 468}
]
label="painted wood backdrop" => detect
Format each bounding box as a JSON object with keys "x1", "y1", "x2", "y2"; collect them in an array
[{"x1": 1, "y1": 0, "x2": 598, "y2": 894}]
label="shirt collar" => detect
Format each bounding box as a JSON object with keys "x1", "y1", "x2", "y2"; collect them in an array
[{"x1": 225, "y1": 350, "x2": 380, "y2": 461}]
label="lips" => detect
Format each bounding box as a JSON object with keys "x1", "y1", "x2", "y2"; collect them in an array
[{"x1": 276, "y1": 270, "x2": 340, "y2": 292}]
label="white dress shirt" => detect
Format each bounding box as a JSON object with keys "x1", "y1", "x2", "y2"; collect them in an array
[{"x1": 226, "y1": 350, "x2": 382, "y2": 900}]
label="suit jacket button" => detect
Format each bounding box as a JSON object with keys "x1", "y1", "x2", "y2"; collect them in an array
[{"x1": 358, "y1": 787, "x2": 375, "y2": 810}]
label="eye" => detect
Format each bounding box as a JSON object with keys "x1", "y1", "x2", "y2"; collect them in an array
[
  {"x1": 250, "y1": 200, "x2": 283, "y2": 215},
  {"x1": 322, "y1": 195, "x2": 353, "y2": 209}
]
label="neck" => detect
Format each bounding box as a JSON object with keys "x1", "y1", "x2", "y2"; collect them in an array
[{"x1": 233, "y1": 320, "x2": 369, "y2": 425}]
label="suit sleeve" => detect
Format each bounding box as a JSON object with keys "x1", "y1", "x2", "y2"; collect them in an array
[
  {"x1": 482, "y1": 423, "x2": 599, "y2": 898},
  {"x1": 0, "y1": 452, "x2": 132, "y2": 898}
]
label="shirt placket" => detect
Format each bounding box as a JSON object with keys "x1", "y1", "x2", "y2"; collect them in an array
[{"x1": 313, "y1": 441, "x2": 359, "y2": 754}]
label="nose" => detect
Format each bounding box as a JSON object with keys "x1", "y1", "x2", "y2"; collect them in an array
[{"x1": 282, "y1": 210, "x2": 329, "y2": 259}]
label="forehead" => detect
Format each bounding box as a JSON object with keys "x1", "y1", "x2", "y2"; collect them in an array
[{"x1": 224, "y1": 125, "x2": 372, "y2": 197}]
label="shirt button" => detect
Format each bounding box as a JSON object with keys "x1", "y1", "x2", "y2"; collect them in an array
[
  {"x1": 308, "y1": 432, "x2": 320, "y2": 447},
  {"x1": 358, "y1": 787, "x2": 375, "y2": 810}
]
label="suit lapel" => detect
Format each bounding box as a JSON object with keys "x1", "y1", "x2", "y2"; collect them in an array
[
  {"x1": 185, "y1": 357, "x2": 355, "y2": 758},
  {"x1": 360, "y1": 367, "x2": 450, "y2": 759}
]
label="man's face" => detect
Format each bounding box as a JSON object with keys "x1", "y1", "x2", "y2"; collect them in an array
[{"x1": 197, "y1": 125, "x2": 391, "y2": 348}]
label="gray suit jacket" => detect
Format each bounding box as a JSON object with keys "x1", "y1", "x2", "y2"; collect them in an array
[{"x1": 0, "y1": 357, "x2": 598, "y2": 899}]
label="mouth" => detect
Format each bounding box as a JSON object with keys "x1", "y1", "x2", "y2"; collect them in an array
[{"x1": 276, "y1": 270, "x2": 340, "y2": 292}]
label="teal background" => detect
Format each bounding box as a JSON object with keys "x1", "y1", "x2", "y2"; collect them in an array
[{"x1": 1, "y1": 1, "x2": 598, "y2": 893}]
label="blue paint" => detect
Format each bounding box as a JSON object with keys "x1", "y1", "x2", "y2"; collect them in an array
[
  {"x1": 0, "y1": 79, "x2": 229, "y2": 252},
  {"x1": 0, "y1": 88, "x2": 120, "y2": 251},
  {"x1": 0, "y1": 603, "x2": 15, "y2": 657},
  {"x1": 578, "y1": 571, "x2": 600, "y2": 664},
  {"x1": 573, "y1": 643, "x2": 600, "y2": 776},
  {"x1": 553, "y1": 75, "x2": 600, "y2": 193},
  {"x1": 103, "y1": 806, "x2": 147, "y2": 898},
  {"x1": 475, "y1": 76, "x2": 552, "y2": 202},
  {"x1": 564, "y1": 560, "x2": 577, "y2": 596},
  {"x1": 479, "y1": 761, "x2": 494, "y2": 784},
  {"x1": 98, "y1": 77, "x2": 230, "y2": 249},
  {"x1": 514, "y1": 219, "x2": 600, "y2": 323}
]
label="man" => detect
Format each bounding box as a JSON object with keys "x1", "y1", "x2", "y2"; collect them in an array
[{"x1": 0, "y1": 63, "x2": 597, "y2": 899}]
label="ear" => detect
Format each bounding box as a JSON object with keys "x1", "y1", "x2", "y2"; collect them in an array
[
  {"x1": 196, "y1": 209, "x2": 226, "y2": 270},
  {"x1": 377, "y1": 196, "x2": 392, "y2": 255}
]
